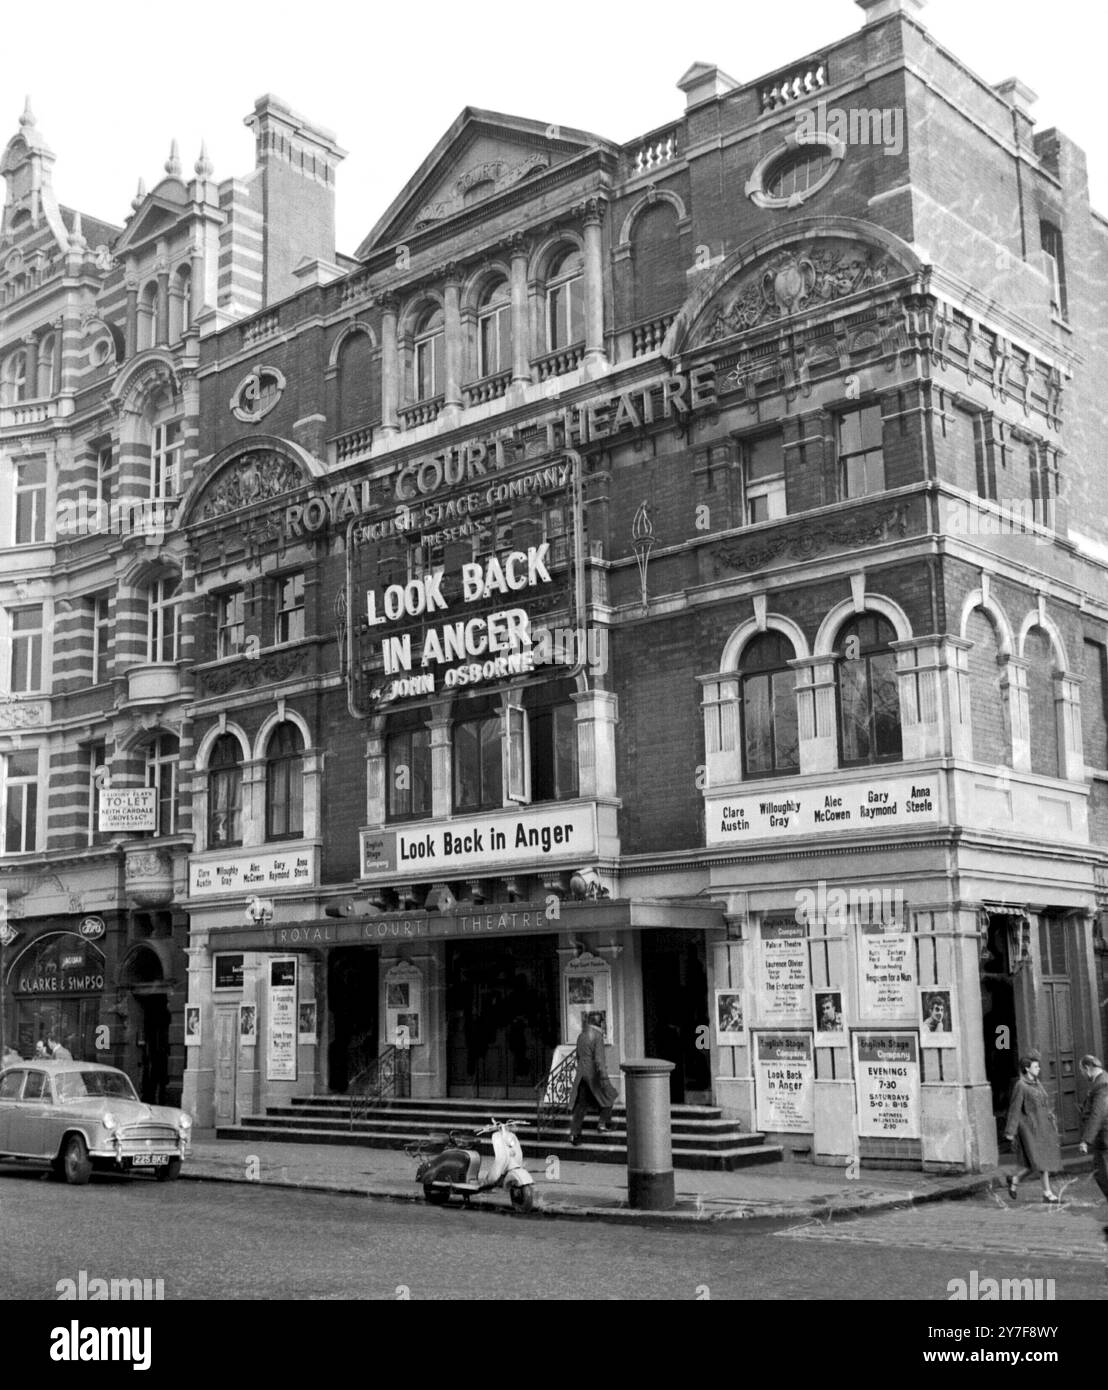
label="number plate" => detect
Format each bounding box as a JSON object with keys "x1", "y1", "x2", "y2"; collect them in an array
[{"x1": 130, "y1": 1154, "x2": 169, "y2": 1167}]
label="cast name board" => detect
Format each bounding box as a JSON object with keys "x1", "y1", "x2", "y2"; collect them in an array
[
  {"x1": 706, "y1": 774, "x2": 941, "y2": 844},
  {"x1": 99, "y1": 788, "x2": 157, "y2": 833},
  {"x1": 189, "y1": 849, "x2": 315, "y2": 898},
  {"x1": 360, "y1": 804, "x2": 597, "y2": 879}
]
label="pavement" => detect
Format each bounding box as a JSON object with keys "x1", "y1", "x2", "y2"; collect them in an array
[{"x1": 181, "y1": 1131, "x2": 1105, "y2": 1227}]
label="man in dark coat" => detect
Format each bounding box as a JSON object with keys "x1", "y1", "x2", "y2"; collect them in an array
[
  {"x1": 569, "y1": 1013, "x2": 618, "y2": 1145},
  {"x1": 1077, "y1": 1054, "x2": 1108, "y2": 1204}
]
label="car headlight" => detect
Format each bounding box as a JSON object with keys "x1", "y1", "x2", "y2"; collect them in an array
[
  {"x1": 178, "y1": 1114, "x2": 192, "y2": 1131},
  {"x1": 101, "y1": 1113, "x2": 118, "y2": 1131}
]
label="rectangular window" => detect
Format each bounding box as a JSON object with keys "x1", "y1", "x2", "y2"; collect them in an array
[
  {"x1": 147, "y1": 578, "x2": 180, "y2": 663},
  {"x1": 471, "y1": 509, "x2": 513, "y2": 565},
  {"x1": 1040, "y1": 221, "x2": 1068, "y2": 320},
  {"x1": 506, "y1": 706, "x2": 528, "y2": 802},
  {"x1": 14, "y1": 458, "x2": 47, "y2": 545},
  {"x1": 2, "y1": 748, "x2": 38, "y2": 853},
  {"x1": 386, "y1": 727, "x2": 432, "y2": 821},
  {"x1": 838, "y1": 405, "x2": 885, "y2": 499},
  {"x1": 217, "y1": 589, "x2": 246, "y2": 659},
  {"x1": 479, "y1": 305, "x2": 512, "y2": 378},
  {"x1": 275, "y1": 573, "x2": 305, "y2": 644},
  {"x1": 702, "y1": 680, "x2": 738, "y2": 756},
  {"x1": 87, "y1": 741, "x2": 106, "y2": 846},
  {"x1": 744, "y1": 432, "x2": 787, "y2": 523},
  {"x1": 213, "y1": 954, "x2": 245, "y2": 991},
  {"x1": 146, "y1": 737, "x2": 179, "y2": 837},
  {"x1": 152, "y1": 420, "x2": 183, "y2": 499},
  {"x1": 547, "y1": 277, "x2": 584, "y2": 351},
  {"x1": 96, "y1": 444, "x2": 113, "y2": 511},
  {"x1": 415, "y1": 332, "x2": 444, "y2": 401},
  {"x1": 91, "y1": 593, "x2": 110, "y2": 685},
  {"x1": 529, "y1": 705, "x2": 578, "y2": 803},
  {"x1": 9, "y1": 605, "x2": 43, "y2": 692},
  {"x1": 542, "y1": 502, "x2": 570, "y2": 569},
  {"x1": 1026, "y1": 441, "x2": 1056, "y2": 528},
  {"x1": 453, "y1": 711, "x2": 502, "y2": 812}
]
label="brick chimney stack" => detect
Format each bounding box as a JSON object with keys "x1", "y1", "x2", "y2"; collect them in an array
[{"x1": 243, "y1": 95, "x2": 347, "y2": 306}]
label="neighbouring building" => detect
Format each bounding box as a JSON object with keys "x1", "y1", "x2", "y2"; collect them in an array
[{"x1": 0, "y1": 95, "x2": 337, "y2": 1103}]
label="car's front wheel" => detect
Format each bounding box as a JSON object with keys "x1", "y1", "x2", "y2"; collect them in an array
[
  {"x1": 155, "y1": 1158, "x2": 182, "y2": 1183},
  {"x1": 61, "y1": 1135, "x2": 92, "y2": 1186}
]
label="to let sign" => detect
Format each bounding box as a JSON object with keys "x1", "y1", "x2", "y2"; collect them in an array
[{"x1": 99, "y1": 788, "x2": 157, "y2": 833}]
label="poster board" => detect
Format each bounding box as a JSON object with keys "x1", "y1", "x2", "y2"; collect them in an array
[
  {"x1": 754, "y1": 1032, "x2": 815, "y2": 1133},
  {"x1": 266, "y1": 957, "x2": 297, "y2": 1080},
  {"x1": 854, "y1": 1031, "x2": 921, "y2": 1138}
]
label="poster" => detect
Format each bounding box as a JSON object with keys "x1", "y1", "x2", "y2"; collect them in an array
[
  {"x1": 239, "y1": 1004, "x2": 257, "y2": 1046},
  {"x1": 384, "y1": 961, "x2": 422, "y2": 1050},
  {"x1": 298, "y1": 1000, "x2": 317, "y2": 1042},
  {"x1": 919, "y1": 988, "x2": 956, "y2": 1048},
  {"x1": 266, "y1": 956, "x2": 297, "y2": 1081},
  {"x1": 757, "y1": 919, "x2": 811, "y2": 1025},
  {"x1": 813, "y1": 989, "x2": 845, "y2": 1045},
  {"x1": 715, "y1": 990, "x2": 746, "y2": 1045},
  {"x1": 184, "y1": 1005, "x2": 201, "y2": 1046},
  {"x1": 754, "y1": 1033, "x2": 814, "y2": 1133},
  {"x1": 858, "y1": 921, "x2": 916, "y2": 1020},
  {"x1": 854, "y1": 1032, "x2": 921, "y2": 1138},
  {"x1": 98, "y1": 788, "x2": 157, "y2": 833}
]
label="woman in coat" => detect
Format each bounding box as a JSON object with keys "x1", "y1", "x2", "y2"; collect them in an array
[{"x1": 1005, "y1": 1051, "x2": 1063, "y2": 1202}]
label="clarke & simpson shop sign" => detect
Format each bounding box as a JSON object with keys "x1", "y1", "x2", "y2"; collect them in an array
[
  {"x1": 705, "y1": 774, "x2": 941, "y2": 844},
  {"x1": 360, "y1": 804, "x2": 597, "y2": 879}
]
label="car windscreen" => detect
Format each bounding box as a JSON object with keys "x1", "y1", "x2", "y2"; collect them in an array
[{"x1": 54, "y1": 1071, "x2": 139, "y2": 1102}]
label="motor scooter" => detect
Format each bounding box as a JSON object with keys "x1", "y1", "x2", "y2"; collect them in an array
[{"x1": 408, "y1": 1118, "x2": 535, "y2": 1213}]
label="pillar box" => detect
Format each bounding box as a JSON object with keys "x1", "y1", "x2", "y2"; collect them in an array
[{"x1": 620, "y1": 1058, "x2": 675, "y2": 1210}]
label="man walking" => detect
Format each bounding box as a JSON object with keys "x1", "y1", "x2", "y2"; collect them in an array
[
  {"x1": 1077, "y1": 1054, "x2": 1108, "y2": 1206},
  {"x1": 568, "y1": 1012, "x2": 618, "y2": 1146}
]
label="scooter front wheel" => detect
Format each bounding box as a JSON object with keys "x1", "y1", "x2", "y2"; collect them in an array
[
  {"x1": 424, "y1": 1183, "x2": 452, "y2": 1205},
  {"x1": 508, "y1": 1182, "x2": 534, "y2": 1214}
]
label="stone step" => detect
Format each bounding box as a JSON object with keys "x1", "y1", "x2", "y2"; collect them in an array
[
  {"x1": 214, "y1": 1121, "x2": 785, "y2": 1172},
  {"x1": 257, "y1": 1106, "x2": 761, "y2": 1139},
  {"x1": 290, "y1": 1094, "x2": 725, "y2": 1121}
]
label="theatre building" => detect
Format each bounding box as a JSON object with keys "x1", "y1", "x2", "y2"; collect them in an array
[{"x1": 180, "y1": 0, "x2": 1107, "y2": 1172}]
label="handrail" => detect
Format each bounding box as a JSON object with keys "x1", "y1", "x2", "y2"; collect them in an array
[
  {"x1": 534, "y1": 1049, "x2": 578, "y2": 1137},
  {"x1": 349, "y1": 1042, "x2": 411, "y2": 1126}
]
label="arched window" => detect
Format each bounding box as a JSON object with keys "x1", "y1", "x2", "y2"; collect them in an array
[
  {"x1": 386, "y1": 709, "x2": 431, "y2": 822},
  {"x1": 477, "y1": 279, "x2": 511, "y2": 378},
  {"x1": 1024, "y1": 627, "x2": 1060, "y2": 778},
  {"x1": 836, "y1": 614, "x2": 902, "y2": 765},
  {"x1": 147, "y1": 576, "x2": 180, "y2": 662},
  {"x1": 630, "y1": 202, "x2": 685, "y2": 322},
  {"x1": 138, "y1": 282, "x2": 158, "y2": 351},
  {"x1": 207, "y1": 735, "x2": 243, "y2": 847},
  {"x1": 170, "y1": 265, "x2": 191, "y2": 342},
  {"x1": 546, "y1": 248, "x2": 584, "y2": 351},
  {"x1": 414, "y1": 305, "x2": 444, "y2": 401},
  {"x1": 1, "y1": 349, "x2": 28, "y2": 405},
  {"x1": 336, "y1": 329, "x2": 380, "y2": 433},
  {"x1": 740, "y1": 633, "x2": 799, "y2": 776},
  {"x1": 453, "y1": 697, "x2": 502, "y2": 812},
  {"x1": 145, "y1": 734, "x2": 180, "y2": 836},
  {"x1": 265, "y1": 722, "x2": 305, "y2": 840},
  {"x1": 37, "y1": 334, "x2": 56, "y2": 397},
  {"x1": 965, "y1": 609, "x2": 1011, "y2": 766}
]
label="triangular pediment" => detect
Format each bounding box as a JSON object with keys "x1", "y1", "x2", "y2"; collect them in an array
[
  {"x1": 115, "y1": 181, "x2": 191, "y2": 254},
  {"x1": 355, "y1": 108, "x2": 613, "y2": 258}
]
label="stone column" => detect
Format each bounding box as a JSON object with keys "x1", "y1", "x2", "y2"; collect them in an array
[
  {"x1": 893, "y1": 636, "x2": 945, "y2": 761},
  {"x1": 572, "y1": 688, "x2": 619, "y2": 800},
  {"x1": 155, "y1": 254, "x2": 170, "y2": 347},
  {"x1": 442, "y1": 267, "x2": 463, "y2": 414},
  {"x1": 365, "y1": 730, "x2": 386, "y2": 826},
  {"x1": 1004, "y1": 657, "x2": 1031, "y2": 771},
  {"x1": 582, "y1": 199, "x2": 607, "y2": 370},
  {"x1": 793, "y1": 655, "x2": 838, "y2": 773},
  {"x1": 379, "y1": 293, "x2": 400, "y2": 435},
  {"x1": 1056, "y1": 671, "x2": 1084, "y2": 781},
  {"x1": 124, "y1": 273, "x2": 139, "y2": 358},
  {"x1": 429, "y1": 704, "x2": 453, "y2": 821},
  {"x1": 509, "y1": 234, "x2": 531, "y2": 386}
]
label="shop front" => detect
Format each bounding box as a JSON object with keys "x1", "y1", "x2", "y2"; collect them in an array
[{"x1": 3, "y1": 926, "x2": 108, "y2": 1060}]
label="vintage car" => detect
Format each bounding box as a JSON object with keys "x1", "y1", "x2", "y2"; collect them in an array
[{"x1": 0, "y1": 1060, "x2": 191, "y2": 1185}]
